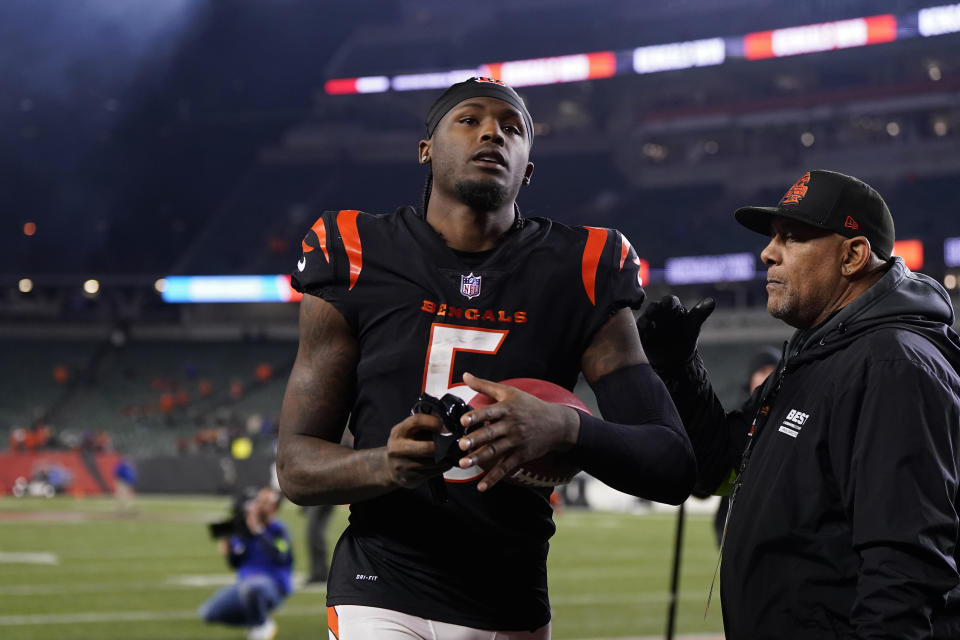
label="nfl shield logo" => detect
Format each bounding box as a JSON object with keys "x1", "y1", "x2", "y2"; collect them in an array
[{"x1": 460, "y1": 273, "x2": 481, "y2": 299}]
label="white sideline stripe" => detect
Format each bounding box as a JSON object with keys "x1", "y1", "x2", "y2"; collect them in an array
[
  {"x1": 0, "y1": 605, "x2": 318, "y2": 626},
  {"x1": 0, "y1": 602, "x2": 722, "y2": 640},
  {"x1": 0, "y1": 582, "x2": 180, "y2": 596},
  {"x1": 0, "y1": 593, "x2": 715, "y2": 626},
  {"x1": 0, "y1": 574, "x2": 710, "y2": 606},
  {"x1": 0, "y1": 573, "x2": 307, "y2": 595},
  {"x1": 552, "y1": 566, "x2": 716, "y2": 580},
  {"x1": 0, "y1": 552, "x2": 59, "y2": 565},
  {"x1": 0, "y1": 580, "x2": 235, "y2": 596},
  {"x1": 552, "y1": 591, "x2": 706, "y2": 606},
  {"x1": 167, "y1": 574, "x2": 235, "y2": 587}
]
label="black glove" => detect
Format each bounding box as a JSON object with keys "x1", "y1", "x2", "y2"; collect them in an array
[{"x1": 636, "y1": 296, "x2": 716, "y2": 367}]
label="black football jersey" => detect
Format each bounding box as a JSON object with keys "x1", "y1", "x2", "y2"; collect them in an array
[{"x1": 291, "y1": 206, "x2": 644, "y2": 631}]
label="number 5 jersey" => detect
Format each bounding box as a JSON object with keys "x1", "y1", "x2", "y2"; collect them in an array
[{"x1": 291, "y1": 205, "x2": 645, "y2": 631}]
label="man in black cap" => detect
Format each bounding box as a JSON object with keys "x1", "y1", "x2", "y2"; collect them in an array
[
  {"x1": 277, "y1": 77, "x2": 695, "y2": 639},
  {"x1": 638, "y1": 169, "x2": 960, "y2": 639}
]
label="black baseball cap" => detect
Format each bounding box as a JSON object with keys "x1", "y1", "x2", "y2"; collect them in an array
[
  {"x1": 424, "y1": 77, "x2": 534, "y2": 143},
  {"x1": 735, "y1": 170, "x2": 895, "y2": 260}
]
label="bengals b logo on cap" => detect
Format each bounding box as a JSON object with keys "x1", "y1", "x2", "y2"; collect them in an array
[
  {"x1": 735, "y1": 169, "x2": 896, "y2": 261},
  {"x1": 780, "y1": 172, "x2": 810, "y2": 205}
]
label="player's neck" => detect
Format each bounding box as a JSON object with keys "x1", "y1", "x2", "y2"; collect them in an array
[{"x1": 425, "y1": 195, "x2": 517, "y2": 252}]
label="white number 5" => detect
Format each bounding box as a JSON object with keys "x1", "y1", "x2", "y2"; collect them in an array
[{"x1": 421, "y1": 323, "x2": 508, "y2": 482}]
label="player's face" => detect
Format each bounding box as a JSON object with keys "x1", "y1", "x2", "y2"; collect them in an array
[
  {"x1": 760, "y1": 217, "x2": 846, "y2": 329},
  {"x1": 427, "y1": 97, "x2": 534, "y2": 209},
  {"x1": 251, "y1": 488, "x2": 278, "y2": 520}
]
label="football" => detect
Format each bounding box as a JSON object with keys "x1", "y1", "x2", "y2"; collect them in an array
[{"x1": 466, "y1": 378, "x2": 590, "y2": 488}]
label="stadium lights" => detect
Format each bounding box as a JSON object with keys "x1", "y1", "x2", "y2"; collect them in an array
[
  {"x1": 892, "y1": 239, "x2": 924, "y2": 270},
  {"x1": 390, "y1": 69, "x2": 479, "y2": 92},
  {"x1": 484, "y1": 52, "x2": 617, "y2": 87},
  {"x1": 18, "y1": 278, "x2": 33, "y2": 293},
  {"x1": 945, "y1": 274, "x2": 957, "y2": 290},
  {"x1": 918, "y1": 3, "x2": 960, "y2": 36},
  {"x1": 665, "y1": 252, "x2": 755, "y2": 285},
  {"x1": 23, "y1": 221, "x2": 37, "y2": 236},
  {"x1": 154, "y1": 278, "x2": 167, "y2": 293},
  {"x1": 642, "y1": 142, "x2": 669, "y2": 161},
  {"x1": 320, "y1": 5, "x2": 960, "y2": 94},
  {"x1": 743, "y1": 15, "x2": 896, "y2": 59},
  {"x1": 161, "y1": 275, "x2": 302, "y2": 303},
  {"x1": 800, "y1": 131, "x2": 815, "y2": 147},
  {"x1": 945, "y1": 237, "x2": 960, "y2": 267},
  {"x1": 632, "y1": 38, "x2": 725, "y2": 74},
  {"x1": 83, "y1": 279, "x2": 100, "y2": 295}
]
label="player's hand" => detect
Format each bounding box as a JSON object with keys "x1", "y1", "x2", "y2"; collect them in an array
[
  {"x1": 383, "y1": 413, "x2": 451, "y2": 489},
  {"x1": 636, "y1": 296, "x2": 716, "y2": 367},
  {"x1": 456, "y1": 373, "x2": 580, "y2": 492}
]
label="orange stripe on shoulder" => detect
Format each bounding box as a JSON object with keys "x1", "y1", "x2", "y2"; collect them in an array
[
  {"x1": 337, "y1": 210, "x2": 362, "y2": 290},
  {"x1": 327, "y1": 606, "x2": 340, "y2": 639},
  {"x1": 581, "y1": 226, "x2": 608, "y2": 306},
  {"x1": 303, "y1": 215, "x2": 330, "y2": 263}
]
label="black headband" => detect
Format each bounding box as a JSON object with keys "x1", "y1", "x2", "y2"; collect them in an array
[{"x1": 424, "y1": 77, "x2": 534, "y2": 143}]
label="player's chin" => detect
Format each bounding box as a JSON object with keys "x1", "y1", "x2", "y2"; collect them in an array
[
  {"x1": 465, "y1": 173, "x2": 509, "y2": 192},
  {"x1": 766, "y1": 294, "x2": 791, "y2": 321},
  {"x1": 454, "y1": 177, "x2": 514, "y2": 210}
]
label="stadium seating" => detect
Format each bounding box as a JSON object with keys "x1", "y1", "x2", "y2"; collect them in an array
[{"x1": 1, "y1": 339, "x2": 296, "y2": 457}]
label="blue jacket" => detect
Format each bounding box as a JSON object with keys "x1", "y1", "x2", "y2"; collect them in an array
[{"x1": 228, "y1": 519, "x2": 294, "y2": 596}]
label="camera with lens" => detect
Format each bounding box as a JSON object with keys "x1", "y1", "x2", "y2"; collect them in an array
[{"x1": 207, "y1": 487, "x2": 257, "y2": 539}]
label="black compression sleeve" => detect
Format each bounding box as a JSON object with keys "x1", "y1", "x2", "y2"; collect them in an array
[{"x1": 574, "y1": 364, "x2": 696, "y2": 504}]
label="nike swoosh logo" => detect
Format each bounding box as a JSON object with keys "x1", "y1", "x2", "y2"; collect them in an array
[{"x1": 297, "y1": 256, "x2": 306, "y2": 272}]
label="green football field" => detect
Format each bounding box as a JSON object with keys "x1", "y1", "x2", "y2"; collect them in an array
[{"x1": 0, "y1": 495, "x2": 725, "y2": 640}]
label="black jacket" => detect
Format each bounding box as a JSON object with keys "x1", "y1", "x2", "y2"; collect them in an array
[{"x1": 656, "y1": 259, "x2": 960, "y2": 639}]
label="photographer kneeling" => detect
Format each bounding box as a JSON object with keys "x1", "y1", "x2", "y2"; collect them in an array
[{"x1": 199, "y1": 487, "x2": 293, "y2": 640}]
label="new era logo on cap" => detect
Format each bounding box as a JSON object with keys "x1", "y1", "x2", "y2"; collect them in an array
[{"x1": 734, "y1": 169, "x2": 896, "y2": 260}]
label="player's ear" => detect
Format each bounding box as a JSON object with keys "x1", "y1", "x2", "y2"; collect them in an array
[
  {"x1": 841, "y1": 236, "x2": 871, "y2": 276},
  {"x1": 418, "y1": 139, "x2": 431, "y2": 165},
  {"x1": 522, "y1": 162, "x2": 535, "y2": 185}
]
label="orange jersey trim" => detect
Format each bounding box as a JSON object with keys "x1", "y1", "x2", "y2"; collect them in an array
[
  {"x1": 327, "y1": 606, "x2": 339, "y2": 639},
  {"x1": 337, "y1": 210, "x2": 362, "y2": 290},
  {"x1": 303, "y1": 215, "x2": 330, "y2": 263},
  {"x1": 581, "y1": 227, "x2": 608, "y2": 306}
]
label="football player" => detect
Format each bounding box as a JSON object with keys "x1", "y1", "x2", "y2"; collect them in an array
[{"x1": 277, "y1": 77, "x2": 695, "y2": 639}]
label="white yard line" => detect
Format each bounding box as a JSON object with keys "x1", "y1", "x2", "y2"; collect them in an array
[
  {"x1": 0, "y1": 552, "x2": 58, "y2": 565},
  {"x1": 0, "y1": 606, "x2": 723, "y2": 640},
  {"x1": 0, "y1": 605, "x2": 325, "y2": 626},
  {"x1": 0, "y1": 592, "x2": 716, "y2": 618},
  {"x1": 551, "y1": 592, "x2": 708, "y2": 606},
  {"x1": 0, "y1": 572, "x2": 313, "y2": 595}
]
